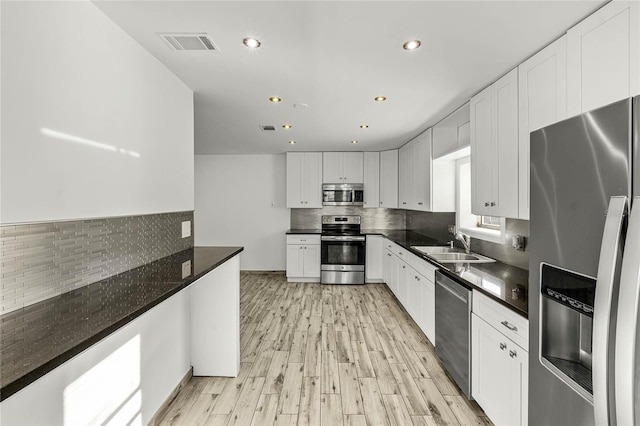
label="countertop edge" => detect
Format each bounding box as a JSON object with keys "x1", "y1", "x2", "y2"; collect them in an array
[{"x1": 0, "y1": 246, "x2": 243, "y2": 402}]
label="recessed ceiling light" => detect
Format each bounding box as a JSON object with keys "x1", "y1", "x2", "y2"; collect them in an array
[
  {"x1": 351, "y1": 140, "x2": 358, "y2": 144},
  {"x1": 374, "y1": 96, "x2": 387, "y2": 102},
  {"x1": 360, "y1": 124, "x2": 369, "y2": 129},
  {"x1": 288, "y1": 140, "x2": 296, "y2": 144},
  {"x1": 403, "y1": 40, "x2": 421, "y2": 50},
  {"x1": 282, "y1": 124, "x2": 292, "y2": 129},
  {"x1": 269, "y1": 96, "x2": 282, "y2": 103},
  {"x1": 243, "y1": 37, "x2": 261, "y2": 48}
]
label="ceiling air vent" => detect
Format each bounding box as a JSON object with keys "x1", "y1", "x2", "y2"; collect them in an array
[
  {"x1": 260, "y1": 125, "x2": 277, "y2": 132},
  {"x1": 158, "y1": 33, "x2": 219, "y2": 51}
]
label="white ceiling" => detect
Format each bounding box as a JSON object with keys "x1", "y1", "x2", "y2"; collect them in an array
[{"x1": 94, "y1": 1, "x2": 605, "y2": 155}]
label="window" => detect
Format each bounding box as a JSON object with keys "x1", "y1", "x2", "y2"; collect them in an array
[
  {"x1": 479, "y1": 215, "x2": 501, "y2": 230},
  {"x1": 455, "y1": 156, "x2": 506, "y2": 244}
]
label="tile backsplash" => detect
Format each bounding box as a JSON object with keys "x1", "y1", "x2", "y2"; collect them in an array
[
  {"x1": 0, "y1": 211, "x2": 194, "y2": 314},
  {"x1": 291, "y1": 207, "x2": 406, "y2": 229}
]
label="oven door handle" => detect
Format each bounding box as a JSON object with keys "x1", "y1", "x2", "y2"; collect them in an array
[{"x1": 321, "y1": 236, "x2": 366, "y2": 242}]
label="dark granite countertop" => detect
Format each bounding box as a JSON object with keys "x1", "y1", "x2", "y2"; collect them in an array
[
  {"x1": 0, "y1": 246, "x2": 243, "y2": 402},
  {"x1": 362, "y1": 229, "x2": 529, "y2": 318}
]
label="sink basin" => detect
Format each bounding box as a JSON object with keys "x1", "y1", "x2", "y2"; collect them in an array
[
  {"x1": 411, "y1": 246, "x2": 462, "y2": 255},
  {"x1": 428, "y1": 253, "x2": 495, "y2": 263},
  {"x1": 410, "y1": 246, "x2": 495, "y2": 263}
]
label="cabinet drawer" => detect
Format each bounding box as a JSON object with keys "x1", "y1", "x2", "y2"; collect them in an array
[
  {"x1": 405, "y1": 253, "x2": 438, "y2": 283},
  {"x1": 405, "y1": 251, "x2": 437, "y2": 282},
  {"x1": 287, "y1": 234, "x2": 320, "y2": 245},
  {"x1": 473, "y1": 290, "x2": 528, "y2": 351},
  {"x1": 383, "y1": 239, "x2": 405, "y2": 258}
]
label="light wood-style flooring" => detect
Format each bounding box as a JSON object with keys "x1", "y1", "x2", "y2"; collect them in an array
[{"x1": 157, "y1": 273, "x2": 491, "y2": 426}]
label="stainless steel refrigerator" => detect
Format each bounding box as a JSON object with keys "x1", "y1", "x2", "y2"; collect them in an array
[{"x1": 529, "y1": 96, "x2": 640, "y2": 425}]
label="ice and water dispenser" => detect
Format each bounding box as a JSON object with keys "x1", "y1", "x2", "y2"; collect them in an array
[{"x1": 540, "y1": 263, "x2": 596, "y2": 402}]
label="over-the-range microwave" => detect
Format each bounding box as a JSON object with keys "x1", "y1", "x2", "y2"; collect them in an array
[{"x1": 322, "y1": 183, "x2": 364, "y2": 206}]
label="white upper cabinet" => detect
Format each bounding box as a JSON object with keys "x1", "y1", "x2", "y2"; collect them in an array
[
  {"x1": 412, "y1": 129, "x2": 432, "y2": 211},
  {"x1": 567, "y1": 0, "x2": 640, "y2": 116},
  {"x1": 286, "y1": 152, "x2": 322, "y2": 208},
  {"x1": 322, "y1": 152, "x2": 364, "y2": 184},
  {"x1": 518, "y1": 36, "x2": 568, "y2": 221},
  {"x1": 433, "y1": 102, "x2": 471, "y2": 159},
  {"x1": 398, "y1": 142, "x2": 414, "y2": 209},
  {"x1": 399, "y1": 130, "x2": 432, "y2": 212},
  {"x1": 363, "y1": 152, "x2": 380, "y2": 209},
  {"x1": 471, "y1": 68, "x2": 519, "y2": 218},
  {"x1": 379, "y1": 150, "x2": 398, "y2": 208}
]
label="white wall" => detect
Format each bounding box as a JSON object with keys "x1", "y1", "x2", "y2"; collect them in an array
[
  {"x1": 0, "y1": 288, "x2": 191, "y2": 425},
  {"x1": 195, "y1": 155, "x2": 289, "y2": 270},
  {"x1": 0, "y1": 1, "x2": 194, "y2": 224}
]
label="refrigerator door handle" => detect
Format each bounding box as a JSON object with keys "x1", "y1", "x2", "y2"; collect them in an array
[
  {"x1": 593, "y1": 195, "x2": 628, "y2": 426},
  {"x1": 615, "y1": 196, "x2": 640, "y2": 426}
]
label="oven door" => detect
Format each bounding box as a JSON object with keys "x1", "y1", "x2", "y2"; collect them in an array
[{"x1": 320, "y1": 236, "x2": 365, "y2": 271}]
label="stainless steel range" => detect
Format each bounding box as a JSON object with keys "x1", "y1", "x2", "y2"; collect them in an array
[{"x1": 320, "y1": 215, "x2": 365, "y2": 285}]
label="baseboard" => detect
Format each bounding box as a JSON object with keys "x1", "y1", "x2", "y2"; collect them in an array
[
  {"x1": 148, "y1": 367, "x2": 193, "y2": 426},
  {"x1": 241, "y1": 270, "x2": 286, "y2": 275}
]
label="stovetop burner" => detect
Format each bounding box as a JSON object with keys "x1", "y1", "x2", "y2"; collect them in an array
[{"x1": 321, "y1": 215, "x2": 362, "y2": 236}]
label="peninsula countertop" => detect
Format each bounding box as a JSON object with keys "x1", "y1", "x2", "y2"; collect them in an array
[{"x1": 0, "y1": 246, "x2": 243, "y2": 402}]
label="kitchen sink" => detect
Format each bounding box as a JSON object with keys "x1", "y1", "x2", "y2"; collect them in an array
[
  {"x1": 411, "y1": 246, "x2": 462, "y2": 255},
  {"x1": 411, "y1": 246, "x2": 495, "y2": 263}
]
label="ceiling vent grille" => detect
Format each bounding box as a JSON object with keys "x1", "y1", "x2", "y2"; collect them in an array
[
  {"x1": 260, "y1": 125, "x2": 277, "y2": 132},
  {"x1": 158, "y1": 33, "x2": 219, "y2": 51}
]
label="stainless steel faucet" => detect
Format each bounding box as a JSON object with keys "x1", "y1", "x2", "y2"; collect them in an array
[{"x1": 456, "y1": 232, "x2": 471, "y2": 253}]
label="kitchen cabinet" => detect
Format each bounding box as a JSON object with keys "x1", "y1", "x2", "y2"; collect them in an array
[
  {"x1": 471, "y1": 68, "x2": 519, "y2": 218},
  {"x1": 398, "y1": 129, "x2": 433, "y2": 212},
  {"x1": 472, "y1": 291, "x2": 529, "y2": 426},
  {"x1": 413, "y1": 129, "x2": 432, "y2": 211},
  {"x1": 381, "y1": 238, "x2": 436, "y2": 344},
  {"x1": 365, "y1": 235, "x2": 383, "y2": 282},
  {"x1": 379, "y1": 150, "x2": 398, "y2": 208},
  {"x1": 567, "y1": 0, "x2": 640, "y2": 117},
  {"x1": 322, "y1": 152, "x2": 364, "y2": 184},
  {"x1": 363, "y1": 152, "x2": 380, "y2": 208},
  {"x1": 398, "y1": 142, "x2": 413, "y2": 209},
  {"x1": 518, "y1": 36, "x2": 567, "y2": 221},
  {"x1": 286, "y1": 234, "x2": 320, "y2": 282},
  {"x1": 433, "y1": 102, "x2": 471, "y2": 159},
  {"x1": 383, "y1": 248, "x2": 395, "y2": 294},
  {"x1": 286, "y1": 152, "x2": 322, "y2": 208}
]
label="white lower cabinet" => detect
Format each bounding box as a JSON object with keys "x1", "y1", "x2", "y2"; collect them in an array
[
  {"x1": 472, "y1": 292, "x2": 529, "y2": 426},
  {"x1": 286, "y1": 235, "x2": 320, "y2": 282},
  {"x1": 365, "y1": 235, "x2": 383, "y2": 282},
  {"x1": 381, "y1": 238, "x2": 436, "y2": 344}
]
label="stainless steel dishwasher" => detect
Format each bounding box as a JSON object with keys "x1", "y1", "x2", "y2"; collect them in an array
[{"x1": 435, "y1": 270, "x2": 472, "y2": 399}]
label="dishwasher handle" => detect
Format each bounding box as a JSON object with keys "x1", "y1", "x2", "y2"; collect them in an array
[{"x1": 436, "y1": 276, "x2": 469, "y2": 304}]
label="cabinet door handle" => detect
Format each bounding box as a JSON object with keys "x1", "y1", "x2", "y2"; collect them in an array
[
  {"x1": 500, "y1": 342, "x2": 507, "y2": 351},
  {"x1": 484, "y1": 202, "x2": 489, "y2": 207},
  {"x1": 501, "y1": 320, "x2": 518, "y2": 332},
  {"x1": 301, "y1": 201, "x2": 304, "y2": 204},
  {"x1": 380, "y1": 201, "x2": 383, "y2": 205},
  {"x1": 418, "y1": 202, "x2": 423, "y2": 205},
  {"x1": 305, "y1": 201, "x2": 308, "y2": 204},
  {"x1": 491, "y1": 202, "x2": 496, "y2": 207},
  {"x1": 509, "y1": 349, "x2": 517, "y2": 358},
  {"x1": 387, "y1": 253, "x2": 392, "y2": 257},
  {"x1": 402, "y1": 265, "x2": 405, "y2": 269}
]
